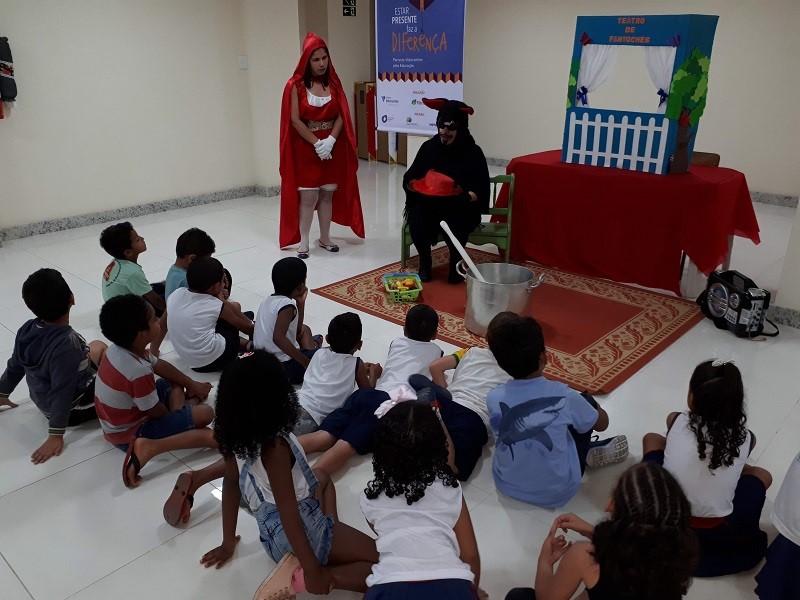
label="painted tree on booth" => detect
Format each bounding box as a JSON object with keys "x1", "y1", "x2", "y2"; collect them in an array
[{"x1": 665, "y1": 47, "x2": 710, "y2": 173}]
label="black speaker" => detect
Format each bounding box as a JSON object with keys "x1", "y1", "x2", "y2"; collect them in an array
[{"x1": 697, "y1": 270, "x2": 770, "y2": 337}]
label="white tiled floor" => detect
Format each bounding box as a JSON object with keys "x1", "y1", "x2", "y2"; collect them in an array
[{"x1": 0, "y1": 161, "x2": 798, "y2": 600}]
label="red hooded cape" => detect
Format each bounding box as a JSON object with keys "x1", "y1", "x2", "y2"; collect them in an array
[{"x1": 279, "y1": 32, "x2": 365, "y2": 249}]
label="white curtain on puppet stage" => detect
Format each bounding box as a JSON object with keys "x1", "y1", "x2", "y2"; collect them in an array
[
  {"x1": 575, "y1": 44, "x2": 619, "y2": 107},
  {"x1": 643, "y1": 46, "x2": 677, "y2": 114}
]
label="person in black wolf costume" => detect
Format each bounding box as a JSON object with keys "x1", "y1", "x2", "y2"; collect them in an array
[{"x1": 403, "y1": 98, "x2": 490, "y2": 283}]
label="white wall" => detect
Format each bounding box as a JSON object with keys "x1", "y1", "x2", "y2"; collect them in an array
[
  {"x1": 465, "y1": 0, "x2": 800, "y2": 196},
  {"x1": 778, "y1": 209, "x2": 800, "y2": 310},
  {"x1": 243, "y1": 0, "x2": 300, "y2": 190},
  {"x1": 0, "y1": 0, "x2": 255, "y2": 228},
  {"x1": 324, "y1": 0, "x2": 374, "y2": 126}
]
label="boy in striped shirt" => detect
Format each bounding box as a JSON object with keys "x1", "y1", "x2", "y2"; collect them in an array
[{"x1": 94, "y1": 294, "x2": 216, "y2": 488}]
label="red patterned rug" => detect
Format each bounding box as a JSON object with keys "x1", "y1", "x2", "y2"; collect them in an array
[{"x1": 313, "y1": 247, "x2": 703, "y2": 393}]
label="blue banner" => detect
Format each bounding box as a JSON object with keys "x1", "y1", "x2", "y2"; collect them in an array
[{"x1": 376, "y1": 0, "x2": 466, "y2": 134}]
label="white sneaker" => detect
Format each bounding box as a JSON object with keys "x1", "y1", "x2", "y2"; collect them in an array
[
  {"x1": 253, "y1": 553, "x2": 300, "y2": 600},
  {"x1": 586, "y1": 435, "x2": 629, "y2": 468}
]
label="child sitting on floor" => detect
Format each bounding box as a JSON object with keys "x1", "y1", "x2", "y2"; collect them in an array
[
  {"x1": 165, "y1": 227, "x2": 216, "y2": 299},
  {"x1": 0, "y1": 269, "x2": 107, "y2": 464},
  {"x1": 405, "y1": 311, "x2": 515, "y2": 481},
  {"x1": 167, "y1": 257, "x2": 254, "y2": 373},
  {"x1": 294, "y1": 312, "x2": 381, "y2": 435},
  {"x1": 504, "y1": 462, "x2": 698, "y2": 600},
  {"x1": 94, "y1": 294, "x2": 216, "y2": 488},
  {"x1": 756, "y1": 448, "x2": 800, "y2": 599},
  {"x1": 99, "y1": 221, "x2": 166, "y2": 315},
  {"x1": 200, "y1": 350, "x2": 378, "y2": 598},
  {"x1": 254, "y1": 257, "x2": 322, "y2": 385},
  {"x1": 642, "y1": 359, "x2": 771, "y2": 577},
  {"x1": 486, "y1": 314, "x2": 628, "y2": 508},
  {"x1": 298, "y1": 304, "x2": 442, "y2": 474},
  {"x1": 361, "y1": 401, "x2": 483, "y2": 599}
]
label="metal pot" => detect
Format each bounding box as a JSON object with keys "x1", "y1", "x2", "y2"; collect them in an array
[{"x1": 456, "y1": 261, "x2": 545, "y2": 337}]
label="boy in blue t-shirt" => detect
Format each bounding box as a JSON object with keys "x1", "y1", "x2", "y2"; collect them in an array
[
  {"x1": 165, "y1": 228, "x2": 216, "y2": 299},
  {"x1": 486, "y1": 314, "x2": 628, "y2": 508}
]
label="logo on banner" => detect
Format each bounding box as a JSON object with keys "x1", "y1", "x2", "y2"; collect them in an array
[{"x1": 381, "y1": 115, "x2": 388, "y2": 123}]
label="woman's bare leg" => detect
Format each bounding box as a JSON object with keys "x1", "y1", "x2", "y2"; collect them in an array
[
  {"x1": 298, "y1": 189, "x2": 320, "y2": 253},
  {"x1": 317, "y1": 188, "x2": 335, "y2": 247}
]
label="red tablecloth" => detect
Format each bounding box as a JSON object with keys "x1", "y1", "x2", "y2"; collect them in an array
[{"x1": 498, "y1": 150, "x2": 761, "y2": 294}]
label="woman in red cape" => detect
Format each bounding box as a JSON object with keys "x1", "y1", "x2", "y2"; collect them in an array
[{"x1": 279, "y1": 33, "x2": 365, "y2": 257}]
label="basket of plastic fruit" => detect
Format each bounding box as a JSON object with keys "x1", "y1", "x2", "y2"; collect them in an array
[{"x1": 382, "y1": 272, "x2": 423, "y2": 302}]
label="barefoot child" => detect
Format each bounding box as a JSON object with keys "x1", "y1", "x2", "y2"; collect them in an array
[
  {"x1": 94, "y1": 294, "x2": 216, "y2": 488},
  {"x1": 361, "y1": 401, "x2": 482, "y2": 599},
  {"x1": 200, "y1": 350, "x2": 378, "y2": 598}
]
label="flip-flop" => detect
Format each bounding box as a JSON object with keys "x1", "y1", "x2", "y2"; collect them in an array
[
  {"x1": 163, "y1": 471, "x2": 194, "y2": 526},
  {"x1": 122, "y1": 442, "x2": 142, "y2": 488},
  {"x1": 297, "y1": 250, "x2": 309, "y2": 260},
  {"x1": 317, "y1": 239, "x2": 339, "y2": 253},
  {"x1": 179, "y1": 494, "x2": 194, "y2": 524}
]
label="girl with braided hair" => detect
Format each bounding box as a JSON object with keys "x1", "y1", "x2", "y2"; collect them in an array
[
  {"x1": 642, "y1": 359, "x2": 772, "y2": 577},
  {"x1": 506, "y1": 462, "x2": 698, "y2": 600},
  {"x1": 361, "y1": 401, "x2": 484, "y2": 599}
]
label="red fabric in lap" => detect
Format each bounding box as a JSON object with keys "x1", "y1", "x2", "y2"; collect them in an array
[{"x1": 496, "y1": 150, "x2": 760, "y2": 294}]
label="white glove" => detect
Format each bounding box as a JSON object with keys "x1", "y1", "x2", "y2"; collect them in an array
[
  {"x1": 314, "y1": 138, "x2": 326, "y2": 158},
  {"x1": 316, "y1": 135, "x2": 336, "y2": 160}
]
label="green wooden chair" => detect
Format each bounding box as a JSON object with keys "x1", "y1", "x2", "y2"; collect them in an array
[{"x1": 400, "y1": 173, "x2": 515, "y2": 270}]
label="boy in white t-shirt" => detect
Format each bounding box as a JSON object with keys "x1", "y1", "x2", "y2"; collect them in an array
[
  {"x1": 407, "y1": 312, "x2": 515, "y2": 481},
  {"x1": 298, "y1": 304, "x2": 442, "y2": 474},
  {"x1": 254, "y1": 257, "x2": 322, "y2": 385},
  {"x1": 294, "y1": 312, "x2": 382, "y2": 435},
  {"x1": 167, "y1": 257, "x2": 254, "y2": 372}
]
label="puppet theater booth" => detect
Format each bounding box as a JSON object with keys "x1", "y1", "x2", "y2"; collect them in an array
[{"x1": 495, "y1": 14, "x2": 761, "y2": 298}]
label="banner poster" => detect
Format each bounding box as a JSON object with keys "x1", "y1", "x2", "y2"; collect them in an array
[{"x1": 376, "y1": 0, "x2": 466, "y2": 135}]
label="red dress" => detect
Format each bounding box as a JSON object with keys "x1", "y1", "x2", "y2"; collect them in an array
[
  {"x1": 292, "y1": 83, "x2": 346, "y2": 188},
  {"x1": 278, "y1": 33, "x2": 365, "y2": 249}
]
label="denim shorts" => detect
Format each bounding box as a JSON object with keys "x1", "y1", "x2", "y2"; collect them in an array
[{"x1": 253, "y1": 496, "x2": 334, "y2": 565}]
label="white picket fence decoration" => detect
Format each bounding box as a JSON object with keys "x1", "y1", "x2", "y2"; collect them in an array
[{"x1": 566, "y1": 111, "x2": 669, "y2": 173}]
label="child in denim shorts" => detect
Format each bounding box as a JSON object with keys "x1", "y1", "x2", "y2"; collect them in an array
[{"x1": 200, "y1": 350, "x2": 378, "y2": 598}]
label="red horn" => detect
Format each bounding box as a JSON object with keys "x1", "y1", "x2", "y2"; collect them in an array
[
  {"x1": 422, "y1": 97, "x2": 447, "y2": 110},
  {"x1": 460, "y1": 106, "x2": 474, "y2": 115}
]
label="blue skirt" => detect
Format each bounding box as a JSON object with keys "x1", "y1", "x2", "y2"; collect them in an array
[
  {"x1": 755, "y1": 533, "x2": 800, "y2": 599},
  {"x1": 364, "y1": 579, "x2": 477, "y2": 599}
]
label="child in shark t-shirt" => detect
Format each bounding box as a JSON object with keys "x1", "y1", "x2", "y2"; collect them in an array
[{"x1": 486, "y1": 315, "x2": 620, "y2": 508}]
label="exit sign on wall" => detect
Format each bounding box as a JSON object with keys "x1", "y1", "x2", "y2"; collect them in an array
[{"x1": 343, "y1": 0, "x2": 356, "y2": 16}]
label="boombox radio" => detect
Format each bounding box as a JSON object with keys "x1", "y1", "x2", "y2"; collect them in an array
[{"x1": 697, "y1": 270, "x2": 775, "y2": 338}]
